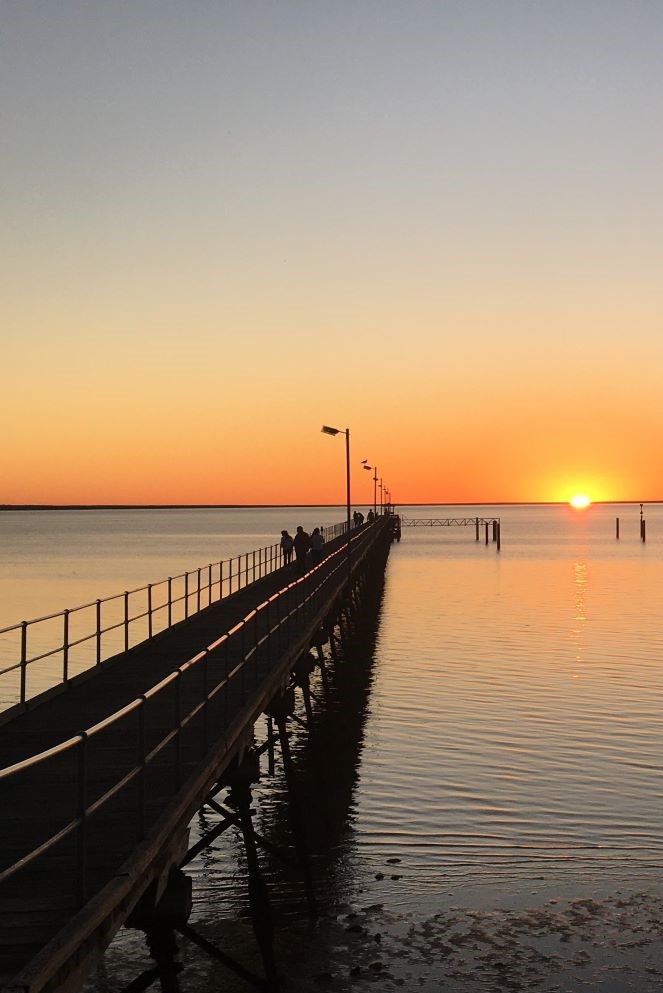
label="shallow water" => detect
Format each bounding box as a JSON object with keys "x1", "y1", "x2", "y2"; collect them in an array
[{"x1": 3, "y1": 503, "x2": 663, "y2": 989}]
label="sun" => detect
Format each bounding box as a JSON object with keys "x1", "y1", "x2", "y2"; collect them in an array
[{"x1": 570, "y1": 494, "x2": 591, "y2": 509}]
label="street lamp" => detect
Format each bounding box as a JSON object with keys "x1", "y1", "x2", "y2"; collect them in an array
[
  {"x1": 321, "y1": 424, "x2": 351, "y2": 543},
  {"x1": 362, "y1": 463, "x2": 372, "y2": 515},
  {"x1": 362, "y1": 461, "x2": 377, "y2": 519}
]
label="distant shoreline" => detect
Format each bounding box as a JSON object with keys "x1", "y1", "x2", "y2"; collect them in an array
[{"x1": 0, "y1": 501, "x2": 656, "y2": 512}]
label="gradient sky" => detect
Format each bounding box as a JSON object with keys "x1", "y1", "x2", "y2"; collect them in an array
[{"x1": 3, "y1": 1, "x2": 662, "y2": 505}]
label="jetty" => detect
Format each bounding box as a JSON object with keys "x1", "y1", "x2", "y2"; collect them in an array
[
  {"x1": 0, "y1": 519, "x2": 393, "y2": 993},
  {"x1": 400, "y1": 515, "x2": 501, "y2": 549}
]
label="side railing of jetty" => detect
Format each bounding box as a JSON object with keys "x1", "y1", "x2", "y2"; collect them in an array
[
  {"x1": 400, "y1": 516, "x2": 500, "y2": 527},
  {"x1": 400, "y1": 515, "x2": 501, "y2": 549},
  {"x1": 0, "y1": 522, "x2": 348, "y2": 713},
  {"x1": 0, "y1": 521, "x2": 387, "y2": 942}
]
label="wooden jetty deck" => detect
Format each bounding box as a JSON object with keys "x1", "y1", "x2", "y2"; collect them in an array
[{"x1": 0, "y1": 521, "x2": 392, "y2": 993}]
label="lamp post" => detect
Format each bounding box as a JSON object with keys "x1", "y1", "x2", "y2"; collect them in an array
[
  {"x1": 362, "y1": 461, "x2": 378, "y2": 519},
  {"x1": 321, "y1": 424, "x2": 351, "y2": 548}
]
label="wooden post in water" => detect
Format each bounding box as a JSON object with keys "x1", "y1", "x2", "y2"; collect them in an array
[
  {"x1": 642, "y1": 519, "x2": 646, "y2": 543},
  {"x1": 475, "y1": 517, "x2": 480, "y2": 541},
  {"x1": 492, "y1": 520, "x2": 497, "y2": 542},
  {"x1": 484, "y1": 522, "x2": 489, "y2": 545},
  {"x1": 497, "y1": 521, "x2": 501, "y2": 552},
  {"x1": 616, "y1": 517, "x2": 620, "y2": 539}
]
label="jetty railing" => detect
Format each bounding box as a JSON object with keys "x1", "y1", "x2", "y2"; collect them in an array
[
  {"x1": 0, "y1": 521, "x2": 383, "y2": 912},
  {"x1": 0, "y1": 521, "x2": 349, "y2": 712}
]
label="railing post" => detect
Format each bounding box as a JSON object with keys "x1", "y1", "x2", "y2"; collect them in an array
[
  {"x1": 184, "y1": 574, "x2": 189, "y2": 619},
  {"x1": 245, "y1": 553, "x2": 249, "y2": 588},
  {"x1": 208, "y1": 563, "x2": 212, "y2": 605},
  {"x1": 223, "y1": 636, "x2": 230, "y2": 725},
  {"x1": 219, "y1": 560, "x2": 224, "y2": 600},
  {"x1": 76, "y1": 732, "x2": 88, "y2": 905},
  {"x1": 252, "y1": 550, "x2": 256, "y2": 584},
  {"x1": 124, "y1": 592, "x2": 129, "y2": 652},
  {"x1": 147, "y1": 584, "x2": 153, "y2": 639},
  {"x1": 259, "y1": 547, "x2": 262, "y2": 579},
  {"x1": 20, "y1": 621, "x2": 27, "y2": 704},
  {"x1": 263, "y1": 599, "x2": 270, "y2": 669},
  {"x1": 197, "y1": 567, "x2": 201, "y2": 613},
  {"x1": 203, "y1": 652, "x2": 210, "y2": 753},
  {"x1": 63, "y1": 609, "x2": 70, "y2": 682},
  {"x1": 175, "y1": 672, "x2": 182, "y2": 788},
  {"x1": 95, "y1": 600, "x2": 102, "y2": 664},
  {"x1": 167, "y1": 578, "x2": 173, "y2": 627},
  {"x1": 138, "y1": 696, "x2": 146, "y2": 839},
  {"x1": 240, "y1": 623, "x2": 246, "y2": 700},
  {"x1": 229, "y1": 559, "x2": 233, "y2": 595},
  {"x1": 253, "y1": 612, "x2": 260, "y2": 686}
]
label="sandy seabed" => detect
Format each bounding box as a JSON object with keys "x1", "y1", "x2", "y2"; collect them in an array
[{"x1": 88, "y1": 887, "x2": 663, "y2": 993}]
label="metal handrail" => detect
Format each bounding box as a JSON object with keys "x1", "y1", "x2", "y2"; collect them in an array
[
  {"x1": 0, "y1": 520, "x2": 349, "y2": 709},
  {"x1": 0, "y1": 520, "x2": 383, "y2": 906}
]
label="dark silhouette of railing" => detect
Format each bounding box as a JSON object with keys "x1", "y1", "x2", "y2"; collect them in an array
[{"x1": 0, "y1": 522, "x2": 348, "y2": 712}]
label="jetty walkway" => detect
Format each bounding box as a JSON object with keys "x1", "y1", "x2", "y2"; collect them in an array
[{"x1": 0, "y1": 519, "x2": 392, "y2": 993}]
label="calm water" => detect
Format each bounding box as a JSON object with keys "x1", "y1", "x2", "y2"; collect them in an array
[{"x1": 4, "y1": 504, "x2": 663, "y2": 990}]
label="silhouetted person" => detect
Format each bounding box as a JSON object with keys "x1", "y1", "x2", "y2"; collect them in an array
[
  {"x1": 293, "y1": 526, "x2": 311, "y2": 572},
  {"x1": 280, "y1": 529, "x2": 294, "y2": 566},
  {"x1": 367, "y1": 509, "x2": 375, "y2": 524},
  {"x1": 310, "y1": 527, "x2": 324, "y2": 565}
]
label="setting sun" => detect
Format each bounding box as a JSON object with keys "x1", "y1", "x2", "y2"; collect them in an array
[{"x1": 570, "y1": 494, "x2": 591, "y2": 509}]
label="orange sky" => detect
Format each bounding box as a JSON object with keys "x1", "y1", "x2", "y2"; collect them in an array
[{"x1": 3, "y1": 4, "x2": 662, "y2": 506}]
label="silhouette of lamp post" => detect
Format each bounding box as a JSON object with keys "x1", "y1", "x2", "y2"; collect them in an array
[
  {"x1": 321, "y1": 424, "x2": 351, "y2": 547},
  {"x1": 361, "y1": 461, "x2": 378, "y2": 518}
]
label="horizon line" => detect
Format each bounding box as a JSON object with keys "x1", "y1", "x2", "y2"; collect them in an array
[{"x1": 1, "y1": 500, "x2": 660, "y2": 512}]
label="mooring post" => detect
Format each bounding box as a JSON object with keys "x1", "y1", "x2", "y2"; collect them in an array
[
  {"x1": 484, "y1": 522, "x2": 489, "y2": 546},
  {"x1": 616, "y1": 517, "x2": 620, "y2": 539},
  {"x1": 475, "y1": 517, "x2": 480, "y2": 541},
  {"x1": 497, "y1": 521, "x2": 501, "y2": 552},
  {"x1": 642, "y1": 519, "x2": 646, "y2": 543}
]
